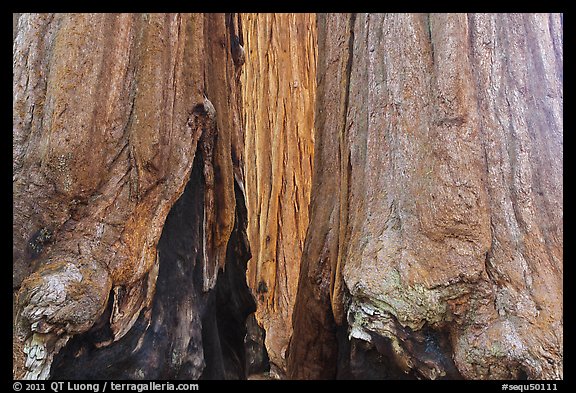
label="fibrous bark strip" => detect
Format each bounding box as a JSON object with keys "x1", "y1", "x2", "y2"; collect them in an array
[{"x1": 241, "y1": 13, "x2": 316, "y2": 376}]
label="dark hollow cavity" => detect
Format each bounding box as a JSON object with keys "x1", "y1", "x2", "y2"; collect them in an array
[{"x1": 51, "y1": 148, "x2": 258, "y2": 379}]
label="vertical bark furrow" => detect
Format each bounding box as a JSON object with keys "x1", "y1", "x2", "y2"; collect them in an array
[
  {"x1": 241, "y1": 13, "x2": 316, "y2": 376},
  {"x1": 287, "y1": 13, "x2": 352, "y2": 380}
]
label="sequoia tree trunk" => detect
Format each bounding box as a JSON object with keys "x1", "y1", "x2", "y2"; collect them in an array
[
  {"x1": 241, "y1": 13, "x2": 316, "y2": 377},
  {"x1": 13, "y1": 13, "x2": 253, "y2": 380},
  {"x1": 13, "y1": 12, "x2": 563, "y2": 381},
  {"x1": 288, "y1": 13, "x2": 563, "y2": 380}
]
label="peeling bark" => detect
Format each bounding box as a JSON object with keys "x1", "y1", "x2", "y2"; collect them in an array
[{"x1": 288, "y1": 13, "x2": 563, "y2": 380}]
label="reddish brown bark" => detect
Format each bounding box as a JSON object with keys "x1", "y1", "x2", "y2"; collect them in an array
[
  {"x1": 13, "y1": 12, "x2": 563, "y2": 381},
  {"x1": 13, "y1": 13, "x2": 251, "y2": 380},
  {"x1": 241, "y1": 13, "x2": 317, "y2": 376},
  {"x1": 288, "y1": 13, "x2": 563, "y2": 380}
]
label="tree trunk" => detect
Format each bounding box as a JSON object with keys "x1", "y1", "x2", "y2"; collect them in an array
[
  {"x1": 288, "y1": 13, "x2": 563, "y2": 380},
  {"x1": 241, "y1": 13, "x2": 316, "y2": 377},
  {"x1": 13, "y1": 13, "x2": 253, "y2": 380}
]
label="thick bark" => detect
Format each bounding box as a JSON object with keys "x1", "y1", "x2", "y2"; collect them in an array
[
  {"x1": 288, "y1": 13, "x2": 563, "y2": 380},
  {"x1": 13, "y1": 12, "x2": 563, "y2": 381},
  {"x1": 241, "y1": 13, "x2": 316, "y2": 376},
  {"x1": 13, "y1": 13, "x2": 251, "y2": 380}
]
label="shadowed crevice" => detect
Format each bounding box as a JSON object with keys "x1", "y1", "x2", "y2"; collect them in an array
[{"x1": 51, "y1": 148, "x2": 256, "y2": 380}]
